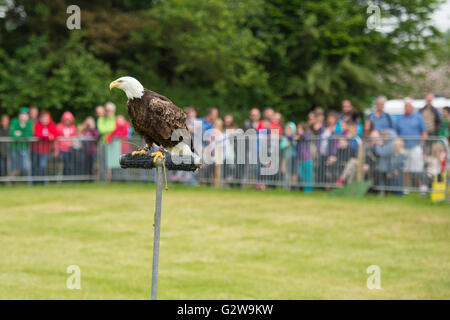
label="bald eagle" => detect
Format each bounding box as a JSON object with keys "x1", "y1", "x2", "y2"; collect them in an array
[{"x1": 109, "y1": 76, "x2": 194, "y2": 162}]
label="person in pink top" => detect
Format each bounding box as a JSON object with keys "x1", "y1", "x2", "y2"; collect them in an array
[{"x1": 55, "y1": 111, "x2": 76, "y2": 175}]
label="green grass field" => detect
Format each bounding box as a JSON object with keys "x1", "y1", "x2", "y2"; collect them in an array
[{"x1": 0, "y1": 183, "x2": 448, "y2": 299}]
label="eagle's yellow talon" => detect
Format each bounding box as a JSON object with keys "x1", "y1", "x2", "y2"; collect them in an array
[
  {"x1": 132, "y1": 149, "x2": 147, "y2": 156},
  {"x1": 150, "y1": 151, "x2": 165, "y2": 163}
]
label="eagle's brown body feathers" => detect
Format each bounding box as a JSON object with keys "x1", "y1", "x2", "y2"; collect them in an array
[{"x1": 127, "y1": 89, "x2": 191, "y2": 150}]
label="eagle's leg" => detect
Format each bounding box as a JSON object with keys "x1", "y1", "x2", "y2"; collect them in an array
[
  {"x1": 151, "y1": 146, "x2": 169, "y2": 191},
  {"x1": 150, "y1": 146, "x2": 166, "y2": 164}
]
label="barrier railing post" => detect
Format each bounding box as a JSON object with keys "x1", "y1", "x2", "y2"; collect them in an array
[{"x1": 357, "y1": 138, "x2": 363, "y2": 182}]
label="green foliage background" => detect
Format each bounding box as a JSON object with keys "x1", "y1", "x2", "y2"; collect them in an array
[{"x1": 0, "y1": 0, "x2": 446, "y2": 122}]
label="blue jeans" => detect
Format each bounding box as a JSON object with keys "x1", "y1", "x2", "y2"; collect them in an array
[
  {"x1": 60, "y1": 151, "x2": 73, "y2": 176},
  {"x1": 0, "y1": 155, "x2": 7, "y2": 176},
  {"x1": 32, "y1": 153, "x2": 49, "y2": 177},
  {"x1": 299, "y1": 160, "x2": 314, "y2": 192},
  {"x1": 85, "y1": 154, "x2": 95, "y2": 176},
  {"x1": 10, "y1": 150, "x2": 31, "y2": 176},
  {"x1": 390, "y1": 173, "x2": 403, "y2": 196}
]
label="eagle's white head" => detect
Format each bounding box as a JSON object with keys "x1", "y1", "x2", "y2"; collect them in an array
[{"x1": 109, "y1": 76, "x2": 144, "y2": 100}]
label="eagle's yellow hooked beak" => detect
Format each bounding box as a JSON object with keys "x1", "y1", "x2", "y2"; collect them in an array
[{"x1": 109, "y1": 81, "x2": 120, "y2": 90}]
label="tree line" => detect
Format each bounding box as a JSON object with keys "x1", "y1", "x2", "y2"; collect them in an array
[{"x1": 0, "y1": 0, "x2": 447, "y2": 122}]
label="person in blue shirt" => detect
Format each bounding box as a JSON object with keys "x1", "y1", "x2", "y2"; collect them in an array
[
  {"x1": 395, "y1": 99, "x2": 427, "y2": 148},
  {"x1": 199, "y1": 107, "x2": 218, "y2": 133},
  {"x1": 199, "y1": 107, "x2": 218, "y2": 147},
  {"x1": 395, "y1": 98, "x2": 428, "y2": 193},
  {"x1": 366, "y1": 96, "x2": 394, "y2": 132}
]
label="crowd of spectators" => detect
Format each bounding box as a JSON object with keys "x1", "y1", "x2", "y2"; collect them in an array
[
  {"x1": 0, "y1": 92, "x2": 448, "y2": 193},
  {"x1": 181, "y1": 93, "x2": 448, "y2": 194},
  {"x1": 0, "y1": 103, "x2": 132, "y2": 183},
  {"x1": 363, "y1": 95, "x2": 448, "y2": 194}
]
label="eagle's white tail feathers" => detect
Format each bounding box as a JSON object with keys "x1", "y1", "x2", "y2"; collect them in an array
[
  {"x1": 167, "y1": 142, "x2": 192, "y2": 156},
  {"x1": 167, "y1": 142, "x2": 202, "y2": 166}
]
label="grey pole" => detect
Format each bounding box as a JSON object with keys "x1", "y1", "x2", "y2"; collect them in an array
[
  {"x1": 151, "y1": 163, "x2": 163, "y2": 300},
  {"x1": 119, "y1": 152, "x2": 198, "y2": 299}
]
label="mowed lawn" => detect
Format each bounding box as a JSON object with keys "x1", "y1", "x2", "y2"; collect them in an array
[{"x1": 0, "y1": 183, "x2": 448, "y2": 299}]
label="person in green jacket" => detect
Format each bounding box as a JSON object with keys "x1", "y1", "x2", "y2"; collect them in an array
[
  {"x1": 9, "y1": 107, "x2": 33, "y2": 177},
  {"x1": 97, "y1": 103, "x2": 116, "y2": 144},
  {"x1": 97, "y1": 102, "x2": 117, "y2": 182}
]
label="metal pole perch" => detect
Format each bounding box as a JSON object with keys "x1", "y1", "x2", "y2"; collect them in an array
[
  {"x1": 120, "y1": 149, "x2": 199, "y2": 300},
  {"x1": 151, "y1": 162, "x2": 163, "y2": 300}
]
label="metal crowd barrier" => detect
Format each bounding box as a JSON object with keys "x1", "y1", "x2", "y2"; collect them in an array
[
  {"x1": 194, "y1": 136, "x2": 364, "y2": 191},
  {"x1": 0, "y1": 137, "x2": 98, "y2": 183},
  {"x1": 0, "y1": 136, "x2": 448, "y2": 197},
  {"x1": 364, "y1": 136, "x2": 449, "y2": 194}
]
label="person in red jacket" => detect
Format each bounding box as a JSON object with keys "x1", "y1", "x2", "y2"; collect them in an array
[
  {"x1": 55, "y1": 111, "x2": 77, "y2": 176},
  {"x1": 31, "y1": 111, "x2": 57, "y2": 179},
  {"x1": 106, "y1": 114, "x2": 131, "y2": 154},
  {"x1": 257, "y1": 108, "x2": 283, "y2": 135}
]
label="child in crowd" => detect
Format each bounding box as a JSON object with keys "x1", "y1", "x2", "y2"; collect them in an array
[
  {"x1": 389, "y1": 138, "x2": 406, "y2": 195},
  {"x1": 346, "y1": 122, "x2": 360, "y2": 154},
  {"x1": 371, "y1": 129, "x2": 397, "y2": 193},
  {"x1": 335, "y1": 125, "x2": 364, "y2": 186},
  {"x1": 362, "y1": 119, "x2": 374, "y2": 139},
  {"x1": 424, "y1": 142, "x2": 446, "y2": 187},
  {"x1": 339, "y1": 120, "x2": 350, "y2": 136},
  {"x1": 71, "y1": 124, "x2": 86, "y2": 175},
  {"x1": 81, "y1": 117, "x2": 100, "y2": 175},
  {"x1": 295, "y1": 123, "x2": 313, "y2": 192},
  {"x1": 55, "y1": 111, "x2": 76, "y2": 176},
  {"x1": 280, "y1": 122, "x2": 297, "y2": 186},
  {"x1": 185, "y1": 106, "x2": 198, "y2": 136},
  {"x1": 327, "y1": 137, "x2": 356, "y2": 183}
]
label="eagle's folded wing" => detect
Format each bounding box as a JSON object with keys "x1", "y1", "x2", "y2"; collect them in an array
[{"x1": 148, "y1": 97, "x2": 187, "y2": 140}]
